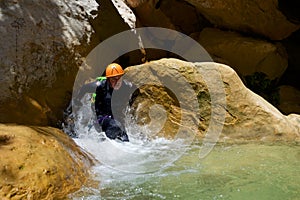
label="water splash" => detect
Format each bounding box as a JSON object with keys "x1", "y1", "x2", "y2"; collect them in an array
[{"x1": 72, "y1": 103, "x2": 191, "y2": 174}]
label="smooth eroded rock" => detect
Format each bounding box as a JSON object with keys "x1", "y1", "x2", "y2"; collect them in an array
[
  {"x1": 0, "y1": 124, "x2": 94, "y2": 200},
  {"x1": 125, "y1": 58, "x2": 300, "y2": 142}
]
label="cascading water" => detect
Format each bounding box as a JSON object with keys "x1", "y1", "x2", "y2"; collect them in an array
[
  {"x1": 73, "y1": 93, "x2": 192, "y2": 169},
  {"x1": 63, "y1": 95, "x2": 197, "y2": 199}
]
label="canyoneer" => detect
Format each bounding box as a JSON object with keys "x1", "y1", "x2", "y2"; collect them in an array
[
  {"x1": 94, "y1": 63, "x2": 131, "y2": 142},
  {"x1": 74, "y1": 63, "x2": 136, "y2": 142}
]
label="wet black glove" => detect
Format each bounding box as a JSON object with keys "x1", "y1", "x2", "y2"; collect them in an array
[{"x1": 116, "y1": 131, "x2": 129, "y2": 142}]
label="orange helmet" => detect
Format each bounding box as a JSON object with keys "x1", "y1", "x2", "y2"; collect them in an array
[{"x1": 105, "y1": 63, "x2": 124, "y2": 78}]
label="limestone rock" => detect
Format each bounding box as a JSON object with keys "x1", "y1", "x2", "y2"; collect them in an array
[
  {"x1": 159, "y1": 0, "x2": 202, "y2": 35},
  {"x1": 132, "y1": 0, "x2": 176, "y2": 34},
  {"x1": 196, "y1": 28, "x2": 288, "y2": 80},
  {"x1": 111, "y1": 0, "x2": 137, "y2": 30},
  {"x1": 92, "y1": 0, "x2": 132, "y2": 42},
  {"x1": 0, "y1": 0, "x2": 98, "y2": 125},
  {"x1": 0, "y1": 124, "x2": 94, "y2": 200},
  {"x1": 185, "y1": 0, "x2": 300, "y2": 40},
  {"x1": 125, "y1": 58, "x2": 300, "y2": 142},
  {"x1": 127, "y1": 0, "x2": 201, "y2": 35},
  {"x1": 125, "y1": 0, "x2": 147, "y2": 8},
  {"x1": 278, "y1": 85, "x2": 300, "y2": 115}
]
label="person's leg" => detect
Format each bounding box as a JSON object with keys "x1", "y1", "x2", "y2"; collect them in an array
[{"x1": 101, "y1": 118, "x2": 129, "y2": 142}]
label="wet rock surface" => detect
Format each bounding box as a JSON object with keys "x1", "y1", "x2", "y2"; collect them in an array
[{"x1": 0, "y1": 124, "x2": 94, "y2": 200}]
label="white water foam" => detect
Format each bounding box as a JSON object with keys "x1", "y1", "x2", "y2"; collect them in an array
[
  {"x1": 74, "y1": 128, "x2": 189, "y2": 175},
  {"x1": 70, "y1": 101, "x2": 194, "y2": 200}
]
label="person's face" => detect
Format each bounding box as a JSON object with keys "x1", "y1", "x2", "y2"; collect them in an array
[{"x1": 108, "y1": 75, "x2": 123, "y2": 90}]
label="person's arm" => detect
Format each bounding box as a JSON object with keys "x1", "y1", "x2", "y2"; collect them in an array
[
  {"x1": 76, "y1": 81, "x2": 98, "y2": 100},
  {"x1": 72, "y1": 81, "x2": 98, "y2": 109}
]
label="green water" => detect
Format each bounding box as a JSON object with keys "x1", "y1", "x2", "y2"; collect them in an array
[{"x1": 74, "y1": 143, "x2": 300, "y2": 200}]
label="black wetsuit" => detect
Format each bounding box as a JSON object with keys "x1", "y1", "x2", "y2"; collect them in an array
[{"x1": 95, "y1": 79, "x2": 136, "y2": 142}]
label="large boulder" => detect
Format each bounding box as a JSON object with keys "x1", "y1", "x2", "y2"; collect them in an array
[
  {"x1": 184, "y1": 0, "x2": 300, "y2": 40},
  {"x1": 0, "y1": 124, "x2": 94, "y2": 199},
  {"x1": 125, "y1": 58, "x2": 300, "y2": 142},
  {"x1": 196, "y1": 28, "x2": 288, "y2": 80},
  {"x1": 0, "y1": 0, "x2": 98, "y2": 125}
]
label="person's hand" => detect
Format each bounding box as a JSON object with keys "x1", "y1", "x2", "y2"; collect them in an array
[
  {"x1": 101, "y1": 118, "x2": 129, "y2": 142},
  {"x1": 116, "y1": 131, "x2": 129, "y2": 142}
]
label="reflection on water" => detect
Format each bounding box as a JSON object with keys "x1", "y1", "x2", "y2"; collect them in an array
[{"x1": 70, "y1": 141, "x2": 300, "y2": 200}]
